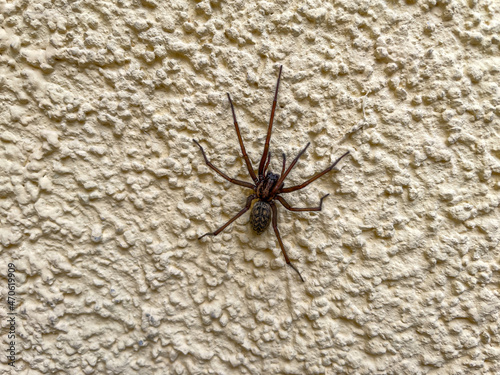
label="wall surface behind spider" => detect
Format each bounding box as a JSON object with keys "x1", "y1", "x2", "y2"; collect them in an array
[{"x1": 1, "y1": 1, "x2": 500, "y2": 374}]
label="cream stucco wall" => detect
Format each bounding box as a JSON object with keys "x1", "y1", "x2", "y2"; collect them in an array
[{"x1": 1, "y1": 0, "x2": 500, "y2": 374}]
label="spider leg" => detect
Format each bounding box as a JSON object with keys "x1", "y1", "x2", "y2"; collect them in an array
[
  {"x1": 281, "y1": 153, "x2": 286, "y2": 176},
  {"x1": 279, "y1": 151, "x2": 350, "y2": 194},
  {"x1": 199, "y1": 194, "x2": 256, "y2": 239},
  {"x1": 263, "y1": 152, "x2": 271, "y2": 174},
  {"x1": 270, "y1": 201, "x2": 305, "y2": 282},
  {"x1": 227, "y1": 94, "x2": 258, "y2": 183},
  {"x1": 276, "y1": 194, "x2": 329, "y2": 212},
  {"x1": 271, "y1": 142, "x2": 310, "y2": 196},
  {"x1": 193, "y1": 140, "x2": 255, "y2": 189},
  {"x1": 258, "y1": 65, "x2": 283, "y2": 178}
]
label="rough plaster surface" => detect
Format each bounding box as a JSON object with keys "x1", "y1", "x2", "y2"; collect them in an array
[{"x1": 1, "y1": 0, "x2": 500, "y2": 374}]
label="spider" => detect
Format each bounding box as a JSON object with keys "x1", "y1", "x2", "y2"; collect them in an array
[{"x1": 193, "y1": 66, "x2": 350, "y2": 282}]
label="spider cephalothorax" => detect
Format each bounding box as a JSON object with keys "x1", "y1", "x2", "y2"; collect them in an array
[
  {"x1": 193, "y1": 66, "x2": 350, "y2": 282},
  {"x1": 256, "y1": 171, "x2": 280, "y2": 200}
]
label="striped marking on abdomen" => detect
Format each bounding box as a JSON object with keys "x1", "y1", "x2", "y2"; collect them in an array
[{"x1": 250, "y1": 200, "x2": 271, "y2": 235}]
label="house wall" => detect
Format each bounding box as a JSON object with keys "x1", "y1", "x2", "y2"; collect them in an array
[{"x1": 1, "y1": 1, "x2": 499, "y2": 374}]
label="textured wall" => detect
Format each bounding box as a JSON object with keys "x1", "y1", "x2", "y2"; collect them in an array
[{"x1": 1, "y1": 0, "x2": 500, "y2": 374}]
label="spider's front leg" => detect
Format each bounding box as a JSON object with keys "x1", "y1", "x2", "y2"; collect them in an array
[
  {"x1": 258, "y1": 65, "x2": 282, "y2": 177},
  {"x1": 270, "y1": 202, "x2": 305, "y2": 282},
  {"x1": 199, "y1": 194, "x2": 256, "y2": 239},
  {"x1": 227, "y1": 94, "x2": 258, "y2": 183}
]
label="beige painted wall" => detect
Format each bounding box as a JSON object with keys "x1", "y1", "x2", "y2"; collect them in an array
[{"x1": 1, "y1": 0, "x2": 500, "y2": 374}]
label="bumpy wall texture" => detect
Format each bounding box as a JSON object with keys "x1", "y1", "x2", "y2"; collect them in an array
[{"x1": 1, "y1": 0, "x2": 500, "y2": 374}]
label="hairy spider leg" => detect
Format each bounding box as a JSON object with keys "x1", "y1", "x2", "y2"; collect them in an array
[
  {"x1": 193, "y1": 140, "x2": 255, "y2": 189},
  {"x1": 276, "y1": 194, "x2": 329, "y2": 212},
  {"x1": 199, "y1": 194, "x2": 256, "y2": 239},
  {"x1": 258, "y1": 65, "x2": 283, "y2": 178},
  {"x1": 281, "y1": 153, "x2": 286, "y2": 176},
  {"x1": 270, "y1": 201, "x2": 305, "y2": 282},
  {"x1": 263, "y1": 152, "x2": 271, "y2": 175},
  {"x1": 271, "y1": 142, "x2": 310, "y2": 196},
  {"x1": 280, "y1": 151, "x2": 350, "y2": 194},
  {"x1": 227, "y1": 94, "x2": 258, "y2": 183}
]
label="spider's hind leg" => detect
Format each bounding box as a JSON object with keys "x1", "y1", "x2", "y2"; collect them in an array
[
  {"x1": 270, "y1": 202, "x2": 305, "y2": 282},
  {"x1": 276, "y1": 194, "x2": 329, "y2": 212},
  {"x1": 199, "y1": 194, "x2": 256, "y2": 239}
]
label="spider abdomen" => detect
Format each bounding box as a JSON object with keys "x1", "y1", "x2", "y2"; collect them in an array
[{"x1": 250, "y1": 200, "x2": 271, "y2": 235}]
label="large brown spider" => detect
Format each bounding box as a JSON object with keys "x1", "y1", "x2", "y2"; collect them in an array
[{"x1": 193, "y1": 66, "x2": 350, "y2": 282}]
